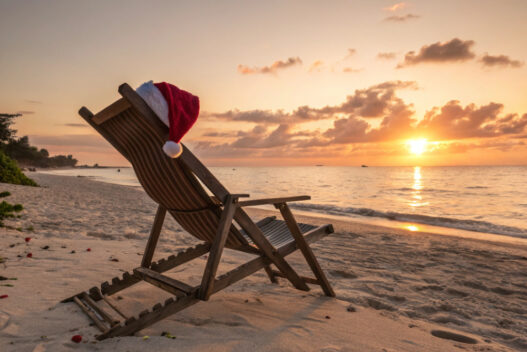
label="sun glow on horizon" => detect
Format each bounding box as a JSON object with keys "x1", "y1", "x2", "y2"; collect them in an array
[{"x1": 407, "y1": 138, "x2": 428, "y2": 155}]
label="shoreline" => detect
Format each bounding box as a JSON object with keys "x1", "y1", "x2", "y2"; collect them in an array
[
  {"x1": 34, "y1": 169, "x2": 527, "y2": 244},
  {"x1": 1, "y1": 173, "x2": 526, "y2": 351}
]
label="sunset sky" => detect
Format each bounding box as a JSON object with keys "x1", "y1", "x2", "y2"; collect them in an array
[{"x1": 1, "y1": 0, "x2": 527, "y2": 166}]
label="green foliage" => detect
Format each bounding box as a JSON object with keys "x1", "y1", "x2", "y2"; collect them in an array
[
  {"x1": 1, "y1": 113, "x2": 78, "y2": 168},
  {"x1": 0, "y1": 150, "x2": 38, "y2": 186},
  {"x1": 0, "y1": 191, "x2": 24, "y2": 227},
  {"x1": 3, "y1": 136, "x2": 77, "y2": 167},
  {"x1": 0, "y1": 113, "x2": 20, "y2": 143}
]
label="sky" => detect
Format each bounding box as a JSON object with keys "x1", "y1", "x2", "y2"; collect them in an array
[{"x1": 1, "y1": 0, "x2": 527, "y2": 166}]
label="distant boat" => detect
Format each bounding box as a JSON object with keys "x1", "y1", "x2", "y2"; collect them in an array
[
  {"x1": 361, "y1": 165, "x2": 368, "y2": 168},
  {"x1": 316, "y1": 164, "x2": 324, "y2": 167}
]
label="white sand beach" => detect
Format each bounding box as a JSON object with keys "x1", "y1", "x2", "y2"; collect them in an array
[{"x1": 1, "y1": 173, "x2": 526, "y2": 351}]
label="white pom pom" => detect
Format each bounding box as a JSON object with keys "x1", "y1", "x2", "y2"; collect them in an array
[{"x1": 163, "y1": 141, "x2": 183, "y2": 158}]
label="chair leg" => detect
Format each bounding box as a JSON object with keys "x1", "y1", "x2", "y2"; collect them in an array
[
  {"x1": 141, "y1": 205, "x2": 167, "y2": 268},
  {"x1": 277, "y1": 203, "x2": 335, "y2": 297},
  {"x1": 264, "y1": 265, "x2": 278, "y2": 283},
  {"x1": 234, "y1": 208, "x2": 310, "y2": 291},
  {"x1": 199, "y1": 195, "x2": 237, "y2": 300}
]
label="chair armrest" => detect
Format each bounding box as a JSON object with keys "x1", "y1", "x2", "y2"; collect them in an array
[
  {"x1": 211, "y1": 194, "x2": 250, "y2": 205},
  {"x1": 237, "y1": 196, "x2": 310, "y2": 207}
]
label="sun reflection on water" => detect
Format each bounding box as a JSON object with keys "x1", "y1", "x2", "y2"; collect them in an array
[
  {"x1": 409, "y1": 166, "x2": 429, "y2": 208},
  {"x1": 405, "y1": 225, "x2": 419, "y2": 232}
]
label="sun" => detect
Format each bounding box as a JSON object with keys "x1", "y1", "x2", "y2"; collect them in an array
[{"x1": 407, "y1": 138, "x2": 428, "y2": 155}]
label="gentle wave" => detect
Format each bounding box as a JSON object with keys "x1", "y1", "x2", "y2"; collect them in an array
[{"x1": 289, "y1": 203, "x2": 527, "y2": 239}]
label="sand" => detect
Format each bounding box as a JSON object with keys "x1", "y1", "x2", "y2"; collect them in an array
[{"x1": 1, "y1": 173, "x2": 526, "y2": 351}]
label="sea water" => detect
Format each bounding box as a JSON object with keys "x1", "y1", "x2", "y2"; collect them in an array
[{"x1": 39, "y1": 166, "x2": 527, "y2": 239}]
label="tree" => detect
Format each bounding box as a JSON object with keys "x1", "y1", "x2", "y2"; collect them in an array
[
  {"x1": 0, "y1": 113, "x2": 20, "y2": 144},
  {"x1": 0, "y1": 113, "x2": 78, "y2": 168}
]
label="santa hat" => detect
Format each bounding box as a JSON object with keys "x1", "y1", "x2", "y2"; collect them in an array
[{"x1": 136, "y1": 81, "x2": 200, "y2": 158}]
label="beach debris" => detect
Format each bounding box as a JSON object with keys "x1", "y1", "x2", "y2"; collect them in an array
[
  {"x1": 142, "y1": 335, "x2": 150, "y2": 340},
  {"x1": 26, "y1": 252, "x2": 32, "y2": 258},
  {"x1": 346, "y1": 306, "x2": 356, "y2": 312},
  {"x1": 61, "y1": 245, "x2": 66, "y2": 248},
  {"x1": 9, "y1": 244, "x2": 15, "y2": 248},
  {"x1": 41, "y1": 245, "x2": 49, "y2": 250},
  {"x1": 1, "y1": 284, "x2": 14, "y2": 287},
  {"x1": 109, "y1": 257, "x2": 119, "y2": 262},
  {"x1": 24, "y1": 237, "x2": 31, "y2": 243},
  {"x1": 0, "y1": 294, "x2": 8, "y2": 299},
  {"x1": 70, "y1": 250, "x2": 76, "y2": 254},
  {"x1": 161, "y1": 331, "x2": 176, "y2": 339},
  {"x1": 86, "y1": 248, "x2": 91, "y2": 252},
  {"x1": 71, "y1": 335, "x2": 83, "y2": 343},
  {"x1": 325, "y1": 315, "x2": 331, "y2": 319}
]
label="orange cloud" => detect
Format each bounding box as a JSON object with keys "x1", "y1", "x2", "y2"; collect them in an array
[
  {"x1": 196, "y1": 81, "x2": 527, "y2": 161},
  {"x1": 383, "y1": 2, "x2": 407, "y2": 12},
  {"x1": 237, "y1": 57, "x2": 302, "y2": 75},
  {"x1": 377, "y1": 52, "x2": 397, "y2": 60},
  {"x1": 308, "y1": 60, "x2": 324, "y2": 72},
  {"x1": 398, "y1": 38, "x2": 475, "y2": 67},
  {"x1": 384, "y1": 14, "x2": 420, "y2": 22},
  {"x1": 342, "y1": 67, "x2": 363, "y2": 73},
  {"x1": 480, "y1": 54, "x2": 524, "y2": 68}
]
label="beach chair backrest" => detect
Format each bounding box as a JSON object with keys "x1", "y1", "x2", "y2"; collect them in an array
[{"x1": 79, "y1": 84, "x2": 247, "y2": 248}]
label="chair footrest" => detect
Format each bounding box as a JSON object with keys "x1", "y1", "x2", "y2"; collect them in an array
[{"x1": 134, "y1": 267, "x2": 194, "y2": 296}]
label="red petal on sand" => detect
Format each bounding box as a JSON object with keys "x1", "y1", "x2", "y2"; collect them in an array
[
  {"x1": 27, "y1": 253, "x2": 33, "y2": 258},
  {"x1": 86, "y1": 248, "x2": 91, "y2": 252},
  {"x1": 71, "y1": 335, "x2": 82, "y2": 343},
  {"x1": 0, "y1": 295, "x2": 8, "y2": 299},
  {"x1": 25, "y1": 237, "x2": 31, "y2": 242}
]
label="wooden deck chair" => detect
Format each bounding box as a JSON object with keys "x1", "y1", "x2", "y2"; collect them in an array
[{"x1": 62, "y1": 83, "x2": 336, "y2": 340}]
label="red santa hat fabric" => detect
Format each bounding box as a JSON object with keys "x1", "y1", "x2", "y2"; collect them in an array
[{"x1": 136, "y1": 81, "x2": 200, "y2": 158}]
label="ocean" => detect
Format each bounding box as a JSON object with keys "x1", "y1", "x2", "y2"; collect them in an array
[{"x1": 38, "y1": 166, "x2": 527, "y2": 240}]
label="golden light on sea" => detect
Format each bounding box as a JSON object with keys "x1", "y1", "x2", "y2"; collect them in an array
[{"x1": 406, "y1": 225, "x2": 419, "y2": 232}]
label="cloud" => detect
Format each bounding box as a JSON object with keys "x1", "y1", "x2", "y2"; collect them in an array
[
  {"x1": 24, "y1": 99, "x2": 42, "y2": 104},
  {"x1": 480, "y1": 54, "x2": 524, "y2": 68},
  {"x1": 383, "y1": 2, "x2": 407, "y2": 11},
  {"x1": 322, "y1": 94, "x2": 416, "y2": 144},
  {"x1": 345, "y1": 48, "x2": 357, "y2": 58},
  {"x1": 308, "y1": 60, "x2": 324, "y2": 72},
  {"x1": 63, "y1": 123, "x2": 87, "y2": 128},
  {"x1": 28, "y1": 134, "x2": 110, "y2": 148},
  {"x1": 384, "y1": 14, "x2": 420, "y2": 22},
  {"x1": 208, "y1": 109, "x2": 291, "y2": 125},
  {"x1": 397, "y1": 38, "x2": 476, "y2": 67},
  {"x1": 196, "y1": 80, "x2": 527, "y2": 161},
  {"x1": 207, "y1": 80, "x2": 417, "y2": 126},
  {"x1": 202, "y1": 131, "x2": 240, "y2": 138},
  {"x1": 342, "y1": 67, "x2": 363, "y2": 73},
  {"x1": 417, "y1": 101, "x2": 527, "y2": 140},
  {"x1": 237, "y1": 57, "x2": 302, "y2": 75},
  {"x1": 15, "y1": 110, "x2": 35, "y2": 115},
  {"x1": 377, "y1": 52, "x2": 397, "y2": 60}
]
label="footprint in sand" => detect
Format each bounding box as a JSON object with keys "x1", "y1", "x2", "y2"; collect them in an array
[
  {"x1": 329, "y1": 270, "x2": 357, "y2": 279},
  {"x1": 445, "y1": 288, "x2": 469, "y2": 297},
  {"x1": 365, "y1": 298, "x2": 396, "y2": 311},
  {"x1": 430, "y1": 330, "x2": 478, "y2": 344}
]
